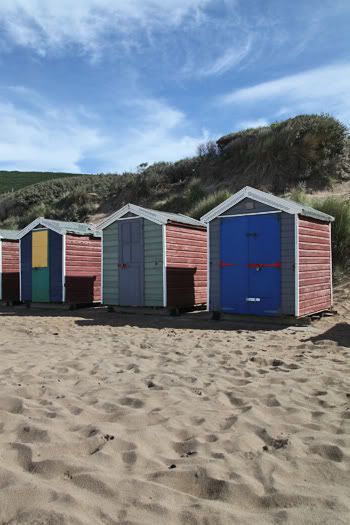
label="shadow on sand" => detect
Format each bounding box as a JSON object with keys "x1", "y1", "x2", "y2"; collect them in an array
[
  {"x1": 0, "y1": 304, "x2": 309, "y2": 333},
  {"x1": 303, "y1": 322, "x2": 350, "y2": 348}
]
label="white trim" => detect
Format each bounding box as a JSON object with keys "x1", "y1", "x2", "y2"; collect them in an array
[
  {"x1": 329, "y1": 222, "x2": 333, "y2": 307},
  {"x1": 17, "y1": 217, "x2": 61, "y2": 239},
  {"x1": 115, "y1": 216, "x2": 142, "y2": 221},
  {"x1": 101, "y1": 230, "x2": 104, "y2": 305},
  {"x1": 99, "y1": 204, "x2": 167, "y2": 229},
  {"x1": 162, "y1": 224, "x2": 167, "y2": 307},
  {"x1": 62, "y1": 234, "x2": 66, "y2": 303},
  {"x1": 200, "y1": 186, "x2": 334, "y2": 224},
  {"x1": 220, "y1": 210, "x2": 281, "y2": 219},
  {"x1": 98, "y1": 203, "x2": 204, "y2": 230},
  {"x1": 0, "y1": 240, "x2": 2, "y2": 301},
  {"x1": 17, "y1": 217, "x2": 99, "y2": 240},
  {"x1": 206, "y1": 222, "x2": 210, "y2": 311},
  {"x1": 19, "y1": 239, "x2": 22, "y2": 302},
  {"x1": 294, "y1": 214, "x2": 299, "y2": 317}
]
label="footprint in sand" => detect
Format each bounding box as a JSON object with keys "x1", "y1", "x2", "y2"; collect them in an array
[
  {"x1": 0, "y1": 396, "x2": 23, "y2": 414},
  {"x1": 310, "y1": 444, "x2": 344, "y2": 462},
  {"x1": 17, "y1": 424, "x2": 49, "y2": 443},
  {"x1": 118, "y1": 397, "x2": 144, "y2": 409}
]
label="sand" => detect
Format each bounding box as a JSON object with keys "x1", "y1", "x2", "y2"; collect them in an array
[{"x1": 0, "y1": 283, "x2": 349, "y2": 524}]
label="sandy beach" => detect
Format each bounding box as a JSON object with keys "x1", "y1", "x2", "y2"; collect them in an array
[{"x1": 0, "y1": 281, "x2": 349, "y2": 525}]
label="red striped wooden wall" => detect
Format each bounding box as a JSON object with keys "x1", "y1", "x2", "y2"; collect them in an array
[
  {"x1": 65, "y1": 234, "x2": 101, "y2": 303},
  {"x1": 1, "y1": 240, "x2": 20, "y2": 301},
  {"x1": 166, "y1": 223, "x2": 207, "y2": 308},
  {"x1": 298, "y1": 217, "x2": 332, "y2": 316}
]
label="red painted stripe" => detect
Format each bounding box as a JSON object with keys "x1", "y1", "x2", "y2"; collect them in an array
[{"x1": 220, "y1": 261, "x2": 238, "y2": 267}]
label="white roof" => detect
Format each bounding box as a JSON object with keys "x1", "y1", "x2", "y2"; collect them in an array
[
  {"x1": 0, "y1": 229, "x2": 19, "y2": 240},
  {"x1": 17, "y1": 217, "x2": 101, "y2": 240},
  {"x1": 98, "y1": 204, "x2": 205, "y2": 230},
  {"x1": 201, "y1": 186, "x2": 334, "y2": 223}
]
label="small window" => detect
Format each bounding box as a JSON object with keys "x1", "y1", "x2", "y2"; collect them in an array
[{"x1": 245, "y1": 201, "x2": 255, "y2": 210}]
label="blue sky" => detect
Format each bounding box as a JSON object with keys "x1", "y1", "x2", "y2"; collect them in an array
[{"x1": 0, "y1": 0, "x2": 349, "y2": 173}]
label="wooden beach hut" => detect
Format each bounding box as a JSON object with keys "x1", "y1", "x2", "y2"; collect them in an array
[
  {"x1": 99, "y1": 204, "x2": 207, "y2": 311},
  {"x1": 201, "y1": 186, "x2": 334, "y2": 317},
  {"x1": 18, "y1": 218, "x2": 101, "y2": 306},
  {"x1": 0, "y1": 230, "x2": 20, "y2": 304}
]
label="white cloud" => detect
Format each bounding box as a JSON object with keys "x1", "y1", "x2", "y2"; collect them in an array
[
  {"x1": 0, "y1": 0, "x2": 210, "y2": 56},
  {"x1": 95, "y1": 98, "x2": 208, "y2": 172},
  {"x1": 0, "y1": 101, "x2": 104, "y2": 172},
  {"x1": 219, "y1": 63, "x2": 350, "y2": 125},
  {"x1": 236, "y1": 118, "x2": 269, "y2": 130},
  {"x1": 0, "y1": 88, "x2": 206, "y2": 172},
  {"x1": 196, "y1": 37, "x2": 253, "y2": 77}
]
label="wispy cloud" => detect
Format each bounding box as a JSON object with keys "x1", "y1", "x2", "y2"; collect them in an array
[
  {"x1": 0, "y1": 0, "x2": 210, "y2": 57},
  {"x1": 219, "y1": 63, "x2": 350, "y2": 125},
  {"x1": 236, "y1": 118, "x2": 269, "y2": 130},
  {"x1": 0, "y1": 100, "x2": 104, "y2": 172},
  {"x1": 95, "y1": 98, "x2": 208, "y2": 172},
  {"x1": 195, "y1": 37, "x2": 253, "y2": 77},
  {"x1": 0, "y1": 88, "x2": 207, "y2": 172}
]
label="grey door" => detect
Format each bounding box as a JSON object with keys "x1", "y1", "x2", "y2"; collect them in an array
[{"x1": 119, "y1": 219, "x2": 144, "y2": 306}]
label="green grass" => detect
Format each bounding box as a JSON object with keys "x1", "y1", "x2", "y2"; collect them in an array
[
  {"x1": 188, "y1": 190, "x2": 231, "y2": 219},
  {"x1": 0, "y1": 171, "x2": 86, "y2": 194},
  {"x1": 0, "y1": 114, "x2": 348, "y2": 232}
]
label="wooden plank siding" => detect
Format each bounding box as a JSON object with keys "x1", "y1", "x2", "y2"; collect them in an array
[
  {"x1": 144, "y1": 220, "x2": 163, "y2": 307},
  {"x1": 298, "y1": 217, "x2": 332, "y2": 316},
  {"x1": 102, "y1": 222, "x2": 119, "y2": 305},
  {"x1": 65, "y1": 234, "x2": 101, "y2": 303},
  {"x1": 166, "y1": 224, "x2": 207, "y2": 308},
  {"x1": 1, "y1": 240, "x2": 20, "y2": 301}
]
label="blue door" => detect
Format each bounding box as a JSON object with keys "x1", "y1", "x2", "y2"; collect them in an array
[
  {"x1": 220, "y1": 216, "x2": 249, "y2": 313},
  {"x1": 220, "y1": 213, "x2": 281, "y2": 315},
  {"x1": 119, "y1": 219, "x2": 144, "y2": 306}
]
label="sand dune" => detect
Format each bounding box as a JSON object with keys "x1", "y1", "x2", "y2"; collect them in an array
[{"x1": 0, "y1": 281, "x2": 349, "y2": 524}]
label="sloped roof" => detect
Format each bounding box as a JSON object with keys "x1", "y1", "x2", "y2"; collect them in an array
[
  {"x1": 98, "y1": 204, "x2": 205, "y2": 230},
  {"x1": 17, "y1": 217, "x2": 101, "y2": 239},
  {"x1": 200, "y1": 186, "x2": 334, "y2": 223},
  {"x1": 0, "y1": 229, "x2": 19, "y2": 240}
]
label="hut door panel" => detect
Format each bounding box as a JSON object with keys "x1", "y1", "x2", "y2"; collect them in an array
[
  {"x1": 32, "y1": 231, "x2": 48, "y2": 267},
  {"x1": 220, "y1": 216, "x2": 249, "y2": 313},
  {"x1": 119, "y1": 219, "x2": 144, "y2": 306},
  {"x1": 248, "y1": 214, "x2": 281, "y2": 315},
  {"x1": 32, "y1": 268, "x2": 50, "y2": 302},
  {"x1": 32, "y1": 231, "x2": 50, "y2": 302},
  {"x1": 220, "y1": 214, "x2": 281, "y2": 315}
]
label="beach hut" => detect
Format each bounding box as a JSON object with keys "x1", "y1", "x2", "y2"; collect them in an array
[
  {"x1": 0, "y1": 230, "x2": 20, "y2": 303},
  {"x1": 18, "y1": 218, "x2": 101, "y2": 305},
  {"x1": 99, "y1": 204, "x2": 207, "y2": 311},
  {"x1": 201, "y1": 186, "x2": 334, "y2": 317}
]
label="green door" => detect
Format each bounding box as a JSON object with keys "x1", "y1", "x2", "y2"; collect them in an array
[{"x1": 32, "y1": 267, "x2": 50, "y2": 302}]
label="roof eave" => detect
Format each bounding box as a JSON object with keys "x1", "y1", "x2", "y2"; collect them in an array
[
  {"x1": 98, "y1": 203, "x2": 166, "y2": 230},
  {"x1": 17, "y1": 217, "x2": 63, "y2": 239},
  {"x1": 200, "y1": 186, "x2": 334, "y2": 223}
]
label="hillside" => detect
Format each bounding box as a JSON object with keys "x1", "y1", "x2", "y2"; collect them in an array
[
  {"x1": 0, "y1": 171, "x2": 86, "y2": 195},
  {"x1": 0, "y1": 114, "x2": 349, "y2": 231}
]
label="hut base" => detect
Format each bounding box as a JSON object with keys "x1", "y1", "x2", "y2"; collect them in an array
[
  {"x1": 107, "y1": 305, "x2": 170, "y2": 316},
  {"x1": 0, "y1": 300, "x2": 22, "y2": 307},
  {"x1": 210, "y1": 311, "x2": 312, "y2": 327},
  {"x1": 24, "y1": 302, "x2": 100, "y2": 310},
  {"x1": 107, "y1": 304, "x2": 206, "y2": 316}
]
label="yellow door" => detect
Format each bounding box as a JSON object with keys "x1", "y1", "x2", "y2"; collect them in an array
[{"x1": 32, "y1": 230, "x2": 48, "y2": 268}]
